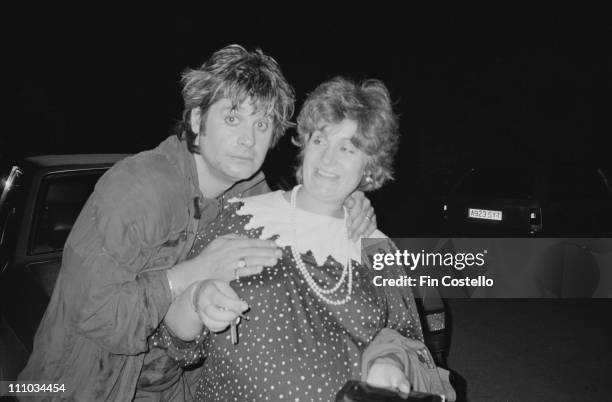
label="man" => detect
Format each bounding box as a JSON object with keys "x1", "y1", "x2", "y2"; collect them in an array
[{"x1": 20, "y1": 44, "x2": 376, "y2": 400}]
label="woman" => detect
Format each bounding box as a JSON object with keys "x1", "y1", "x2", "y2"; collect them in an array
[{"x1": 153, "y1": 77, "x2": 455, "y2": 401}]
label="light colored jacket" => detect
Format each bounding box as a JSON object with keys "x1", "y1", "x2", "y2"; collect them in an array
[{"x1": 19, "y1": 136, "x2": 270, "y2": 401}]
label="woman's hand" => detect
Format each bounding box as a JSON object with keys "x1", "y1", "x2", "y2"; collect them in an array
[
  {"x1": 366, "y1": 357, "x2": 411, "y2": 394},
  {"x1": 344, "y1": 191, "x2": 377, "y2": 241}
]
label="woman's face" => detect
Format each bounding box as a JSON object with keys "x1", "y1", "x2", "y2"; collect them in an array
[{"x1": 301, "y1": 119, "x2": 368, "y2": 208}]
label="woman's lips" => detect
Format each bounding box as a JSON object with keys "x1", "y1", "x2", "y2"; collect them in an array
[{"x1": 315, "y1": 168, "x2": 338, "y2": 179}]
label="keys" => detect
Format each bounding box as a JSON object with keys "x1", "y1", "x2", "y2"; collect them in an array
[
  {"x1": 230, "y1": 320, "x2": 238, "y2": 344},
  {"x1": 218, "y1": 304, "x2": 250, "y2": 345},
  {"x1": 230, "y1": 314, "x2": 249, "y2": 345}
]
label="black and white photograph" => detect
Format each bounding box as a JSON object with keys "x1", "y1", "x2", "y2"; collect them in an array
[{"x1": 1, "y1": 3, "x2": 611, "y2": 401}]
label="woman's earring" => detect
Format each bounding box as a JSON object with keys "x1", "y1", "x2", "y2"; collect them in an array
[{"x1": 364, "y1": 174, "x2": 373, "y2": 184}]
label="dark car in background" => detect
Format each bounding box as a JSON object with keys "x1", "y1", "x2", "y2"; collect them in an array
[
  {"x1": 0, "y1": 154, "x2": 127, "y2": 380},
  {"x1": 443, "y1": 164, "x2": 612, "y2": 236}
]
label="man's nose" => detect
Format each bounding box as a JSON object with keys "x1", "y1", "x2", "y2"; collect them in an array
[{"x1": 238, "y1": 125, "x2": 255, "y2": 147}]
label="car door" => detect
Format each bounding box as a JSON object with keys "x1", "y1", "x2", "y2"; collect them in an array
[
  {"x1": 2, "y1": 168, "x2": 108, "y2": 354},
  {"x1": 0, "y1": 166, "x2": 30, "y2": 380},
  {"x1": 1, "y1": 166, "x2": 25, "y2": 276}
]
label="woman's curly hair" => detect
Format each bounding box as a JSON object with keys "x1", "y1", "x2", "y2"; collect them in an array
[{"x1": 294, "y1": 76, "x2": 400, "y2": 191}]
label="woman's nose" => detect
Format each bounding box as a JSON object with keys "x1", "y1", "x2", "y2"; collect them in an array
[{"x1": 321, "y1": 146, "x2": 335, "y2": 164}]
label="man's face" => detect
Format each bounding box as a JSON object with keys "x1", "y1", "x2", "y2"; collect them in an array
[{"x1": 193, "y1": 98, "x2": 273, "y2": 188}]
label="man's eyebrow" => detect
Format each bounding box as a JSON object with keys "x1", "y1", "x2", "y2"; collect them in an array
[
  {"x1": 219, "y1": 105, "x2": 236, "y2": 113},
  {"x1": 229, "y1": 104, "x2": 256, "y2": 115},
  {"x1": 257, "y1": 114, "x2": 272, "y2": 121}
]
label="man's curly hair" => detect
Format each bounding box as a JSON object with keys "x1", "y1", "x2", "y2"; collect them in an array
[{"x1": 176, "y1": 44, "x2": 295, "y2": 153}]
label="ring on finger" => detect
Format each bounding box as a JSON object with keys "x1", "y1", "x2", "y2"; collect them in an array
[{"x1": 237, "y1": 257, "x2": 246, "y2": 269}]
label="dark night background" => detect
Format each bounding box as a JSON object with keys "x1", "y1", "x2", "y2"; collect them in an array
[
  {"x1": 4, "y1": 5, "x2": 611, "y2": 235},
  {"x1": 3, "y1": 4, "x2": 612, "y2": 400}
]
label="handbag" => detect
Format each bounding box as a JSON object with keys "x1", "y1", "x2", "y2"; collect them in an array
[{"x1": 335, "y1": 380, "x2": 446, "y2": 402}]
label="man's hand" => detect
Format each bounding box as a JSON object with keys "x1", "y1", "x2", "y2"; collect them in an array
[
  {"x1": 344, "y1": 191, "x2": 377, "y2": 241},
  {"x1": 366, "y1": 357, "x2": 411, "y2": 394},
  {"x1": 191, "y1": 280, "x2": 248, "y2": 333},
  {"x1": 163, "y1": 279, "x2": 247, "y2": 340},
  {"x1": 167, "y1": 234, "x2": 282, "y2": 296}
]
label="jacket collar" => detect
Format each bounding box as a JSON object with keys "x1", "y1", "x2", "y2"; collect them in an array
[{"x1": 160, "y1": 135, "x2": 267, "y2": 201}]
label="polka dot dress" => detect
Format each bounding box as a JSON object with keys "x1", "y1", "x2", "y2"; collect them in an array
[{"x1": 188, "y1": 191, "x2": 422, "y2": 402}]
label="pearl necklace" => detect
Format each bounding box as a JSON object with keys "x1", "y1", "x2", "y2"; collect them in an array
[{"x1": 290, "y1": 185, "x2": 353, "y2": 305}]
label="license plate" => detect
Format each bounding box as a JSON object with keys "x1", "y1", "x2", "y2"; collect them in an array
[{"x1": 468, "y1": 208, "x2": 502, "y2": 221}]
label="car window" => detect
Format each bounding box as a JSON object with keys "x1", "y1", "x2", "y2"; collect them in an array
[
  {"x1": 456, "y1": 168, "x2": 535, "y2": 199},
  {"x1": 547, "y1": 168, "x2": 610, "y2": 200},
  {"x1": 30, "y1": 170, "x2": 105, "y2": 255},
  {"x1": 1, "y1": 166, "x2": 25, "y2": 272},
  {"x1": 0, "y1": 166, "x2": 22, "y2": 207},
  {"x1": 0, "y1": 167, "x2": 8, "y2": 195}
]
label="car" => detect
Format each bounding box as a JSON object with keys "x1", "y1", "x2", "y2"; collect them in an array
[
  {"x1": 442, "y1": 164, "x2": 612, "y2": 236},
  {"x1": 0, "y1": 154, "x2": 128, "y2": 380}
]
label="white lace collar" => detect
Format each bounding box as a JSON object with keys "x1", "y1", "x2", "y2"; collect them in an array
[{"x1": 230, "y1": 190, "x2": 386, "y2": 266}]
